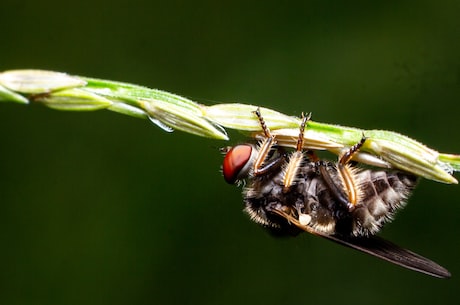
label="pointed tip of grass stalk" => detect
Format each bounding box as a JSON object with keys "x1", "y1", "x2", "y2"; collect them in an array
[{"x1": 0, "y1": 70, "x2": 86, "y2": 94}]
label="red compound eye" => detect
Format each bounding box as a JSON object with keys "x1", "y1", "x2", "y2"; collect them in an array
[{"x1": 222, "y1": 145, "x2": 253, "y2": 184}]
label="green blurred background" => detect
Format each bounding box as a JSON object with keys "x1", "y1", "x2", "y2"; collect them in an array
[{"x1": 1, "y1": 1, "x2": 460, "y2": 304}]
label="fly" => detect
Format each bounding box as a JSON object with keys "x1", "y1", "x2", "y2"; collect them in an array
[{"x1": 222, "y1": 108, "x2": 450, "y2": 278}]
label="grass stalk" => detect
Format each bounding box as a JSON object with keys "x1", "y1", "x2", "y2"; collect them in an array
[{"x1": 0, "y1": 69, "x2": 458, "y2": 184}]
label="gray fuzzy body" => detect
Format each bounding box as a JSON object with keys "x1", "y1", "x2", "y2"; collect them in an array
[{"x1": 244, "y1": 161, "x2": 418, "y2": 237}]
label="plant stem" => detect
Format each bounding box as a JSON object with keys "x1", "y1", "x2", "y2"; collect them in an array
[{"x1": 0, "y1": 69, "x2": 458, "y2": 184}]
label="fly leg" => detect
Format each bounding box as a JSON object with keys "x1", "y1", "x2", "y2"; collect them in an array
[
  {"x1": 337, "y1": 136, "x2": 367, "y2": 210},
  {"x1": 282, "y1": 112, "x2": 311, "y2": 192},
  {"x1": 314, "y1": 136, "x2": 367, "y2": 211},
  {"x1": 251, "y1": 108, "x2": 286, "y2": 176},
  {"x1": 269, "y1": 112, "x2": 311, "y2": 227}
]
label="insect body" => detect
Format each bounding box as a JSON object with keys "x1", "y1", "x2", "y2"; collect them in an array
[
  {"x1": 244, "y1": 158, "x2": 418, "y2": 237},
  {"x1": 222, "y1": 109, "x2": 450, "y2": 278}
]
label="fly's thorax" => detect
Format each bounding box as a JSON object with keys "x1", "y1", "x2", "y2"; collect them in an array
[{"x1": 243, "y1": 162, "x2": 324, "y2": 235}]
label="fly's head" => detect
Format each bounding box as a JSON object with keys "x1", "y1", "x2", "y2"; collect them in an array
[
  {"x1": 221, "y1": 144, "x2": 257, "y2": 185},
  {"x1": 222, "y1": 143, "x2": 286, "y2": 185}
]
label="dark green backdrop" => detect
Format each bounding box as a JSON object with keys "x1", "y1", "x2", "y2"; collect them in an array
[{"x1": 1, "y1": 1, "x2": 460, "y2": 304}]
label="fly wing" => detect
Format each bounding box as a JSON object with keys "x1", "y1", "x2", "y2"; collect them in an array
[
  {"x1": 321, "y1": 233, "x2": 451, "y2": 279},
  {"x1": 270, "y1": 208, "x2": 450, "y2": 278}
]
